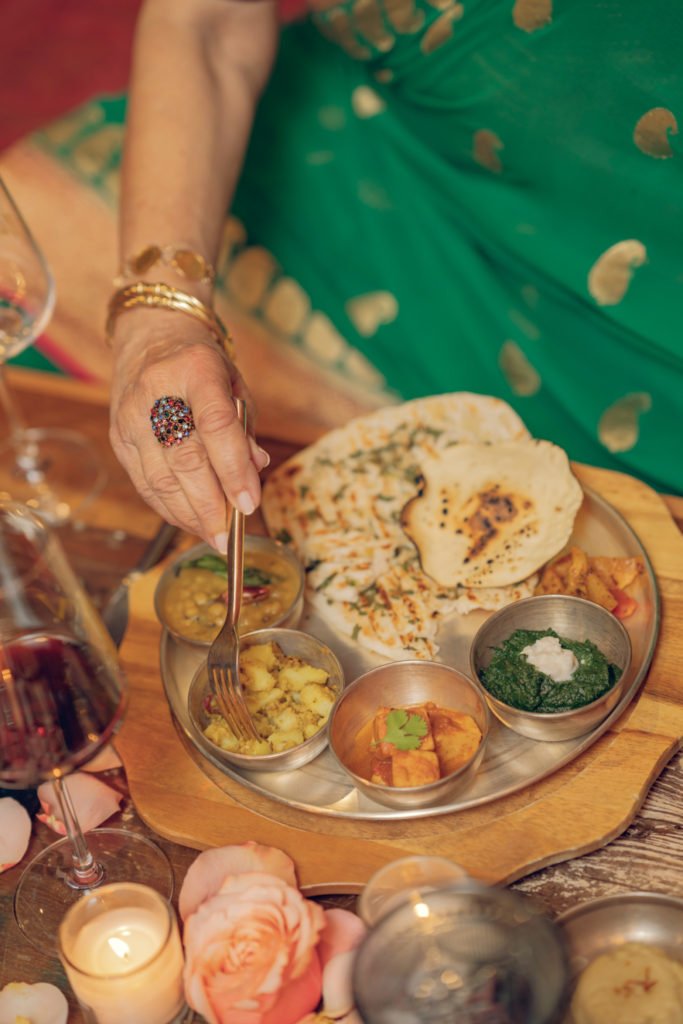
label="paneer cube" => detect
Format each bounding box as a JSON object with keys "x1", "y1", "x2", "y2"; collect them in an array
[
  {"x1": 428, "y1": 707, "x2": 482, "y2": 775},
  {"x1": 391, "y1": 750, "x2": 440, "y2": 788}
]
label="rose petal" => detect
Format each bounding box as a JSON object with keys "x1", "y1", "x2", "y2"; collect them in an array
[
  {"x1": 179, "y1": 842, "x2": 298, "y2": 921},
  {"x1": 320, "y1": 950, "x2": 357, "y2": 1019},
  {"x1": 81, "y1": 745, "x2": 122, "y2": 773},
  {"x1": 0, "y1": 798, "x2": 31, "y2": 873},
  {"x1": 37, "y1": 773, "x2": 122, "y2": 834},
  {"x1": 0, "y1": 981, "x2": 68, "y2": 1024},
  {"x1": 318, "y1": 909, "x2": 367, "y2": 967}
]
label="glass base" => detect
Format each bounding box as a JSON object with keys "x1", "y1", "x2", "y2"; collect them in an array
[
  {"x1": 0, "y1": 427, "x2": 107, "y2": 524},
  {"x1": 14, "y1": 828, "x2": 174, "y2": 954}
]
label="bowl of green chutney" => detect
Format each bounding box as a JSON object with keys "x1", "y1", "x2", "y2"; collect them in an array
[{"x1": 469, "y1": 594, "x2": 632, "y2": 742}]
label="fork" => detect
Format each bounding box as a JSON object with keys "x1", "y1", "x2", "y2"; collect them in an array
[{"x1": 206, "y1": 397, "x2": 259, "y2": 742}]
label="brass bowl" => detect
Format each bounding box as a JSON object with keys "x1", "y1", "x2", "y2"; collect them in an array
[
  {"x1": 154, "y1": 537, "x2": 305, "y2": 648},
  {"x1": 187, "y1": 627, "x2": 345, "y2": 773},
  {"x1": 328, "y1": 660, "x2": 490, "y2": 810},
  {"x1": 470, "y1": 594, "x2": 632, "y2": 742}
]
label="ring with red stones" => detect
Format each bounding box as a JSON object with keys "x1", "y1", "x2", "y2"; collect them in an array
[{"x1": 150, "y1": 395, "x2": 195, "y2": 447}]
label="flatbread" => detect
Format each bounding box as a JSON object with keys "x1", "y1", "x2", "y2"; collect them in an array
[
  {"x1": 262, "y1": 393, "x2": 549, "y2": 659},
  {"x1": 401, "y1": 439, "x2": 584, "y2": 588}
]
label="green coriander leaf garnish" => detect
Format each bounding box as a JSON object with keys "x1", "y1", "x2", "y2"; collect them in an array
[{"x1": 382, "y1": 709, "x2": 428, "y2": 751}]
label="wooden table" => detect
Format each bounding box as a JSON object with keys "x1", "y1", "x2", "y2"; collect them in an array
[{"x1": 1, "y1": 367, "x2": 683, "y2": 1022}]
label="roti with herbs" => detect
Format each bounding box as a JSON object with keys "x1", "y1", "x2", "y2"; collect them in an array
[{"x1": 262, "y1": 393, "x2": 579, "y2": 660}]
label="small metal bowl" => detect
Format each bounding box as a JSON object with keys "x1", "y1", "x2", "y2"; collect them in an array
[
  {"x1": 187, "y1": 627, "x2": 345, "y2": 773},
  {"x1": 469, "y1": 594, "x2": 632, "y2": 742},
  {"x1": 558, "y1": 891, "x2": 683, "y2": 980},
  {"x1": 328, "y1": 661, "x2": 490, "y2": 810},
  {"x1": 154, "y1": 536, "x2": 305, "y2": 648}
]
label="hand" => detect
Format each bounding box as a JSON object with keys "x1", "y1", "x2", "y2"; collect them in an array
[{"x1": 109, "y1": 312, "x2": 269, "y2": 549}]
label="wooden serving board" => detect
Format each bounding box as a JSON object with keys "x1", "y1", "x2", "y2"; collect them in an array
[{"x1": 117, "y1": 463, "x2": 683, "y2": 891}]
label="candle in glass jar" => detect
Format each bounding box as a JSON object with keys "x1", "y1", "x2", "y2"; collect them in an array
[{"x1": 59, "y1": 883, "x2": 185, "y2": 1024}]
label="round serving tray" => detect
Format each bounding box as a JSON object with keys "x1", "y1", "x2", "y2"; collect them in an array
[{"x1": 159, "y1": 487, "x2": 660, "y2": 821}]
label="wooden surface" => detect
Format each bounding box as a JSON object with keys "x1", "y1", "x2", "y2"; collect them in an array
[{"x1": 2, "y1": 368, "x2": 683, "y2": 1023}]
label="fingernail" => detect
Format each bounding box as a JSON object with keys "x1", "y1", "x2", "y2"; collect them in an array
[
  {"x1": 257, "y1": 446, "x2": 271, "y2": 468},
  {"x1": 235, "y1": 490, "x2": 256, "y2": 516},
  {"x1": 213, "y1": 532, "x2": 228, "y2": 553}
]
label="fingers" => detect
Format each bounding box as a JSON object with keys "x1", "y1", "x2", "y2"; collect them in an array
[
  {"x1": 110, "y1": 336, "x2": 270, "y2": 545},
  {"x1": 187, "y1": 373, "x2": 263, "y2": 518}
]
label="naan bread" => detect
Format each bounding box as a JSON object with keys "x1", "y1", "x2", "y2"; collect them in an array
[
  {"x1": 262, "y1": 394, "x2": 551, "y2": 659},
  {"x1": 570, "y1": 942, "x2": 683, "y2": 1024},
  {"x1": 402, "y1": 439, "x2": 583, "y2": 588}
]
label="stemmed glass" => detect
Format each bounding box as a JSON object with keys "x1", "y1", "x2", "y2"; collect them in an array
[
  {"x1": 0, "y1": 502, "x2": 173, "y2": 951},
  {"x1": 0, "y1": 176, "x2": 106, "y2": 523}
]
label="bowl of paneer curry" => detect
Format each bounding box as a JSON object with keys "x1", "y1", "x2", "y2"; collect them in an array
[
  {"x1": 155, "y1": 537, "x2": 305, "y2": 646},
  {"x1": 187, "y1": 627, "x2": 345, "y2": 772},
  {"x1": 328, "y1": 660, "x2": 490, "y2": 808}
]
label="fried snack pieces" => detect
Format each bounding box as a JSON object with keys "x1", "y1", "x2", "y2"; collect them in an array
[{"x1": 535, "y1": 546, "x2": 644, "y2": 619}]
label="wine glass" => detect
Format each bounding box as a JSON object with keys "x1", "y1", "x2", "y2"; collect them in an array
[
  {"x1": 0, "y1": 176, "x2": 106, "y2": 524},
  {"x1": 0, "y1": 502, "x2": 173, "y2": 952}
]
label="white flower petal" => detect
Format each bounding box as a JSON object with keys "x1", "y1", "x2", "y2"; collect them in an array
[
  {"x1": 0, "y1": 798, "x2": 31, "y2": 873},
  {"x1": 0, "y1": 982, "x2": 68, "y2": 1024},
  {"x1": 37, "y1": 774, "x2": 122, "y2": 834}
]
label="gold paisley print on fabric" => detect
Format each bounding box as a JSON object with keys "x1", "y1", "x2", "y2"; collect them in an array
[
  {"x1": 264, "y1": 278, "x2": 311, "y2": 335},
  {"x1": 225, "y1": 247, "x2": 277, "y2": 310},
  {"x1": 313, "y1": 9, "x2": 372, "y2": 60},
  {"x1": 384, "y1": 0, "x2": 425, "y2": 33},
  {"x1": 473, "y1": 129, "x2": 504, "y2": 173},
  {"x1": 352, "y1": 0, "x2": 395, "y2": 52},
  {"x1": 498, "y1": 341, "x2": 541, "y2": 396},
  {"x1": 598, "y1": 393, "x2": 652, "y2": 453},
  {"x1": 352, "y1": 86, "x2": 386, "y2": 118},
  {"x1": 346, "y1": 292, "x2": 399, "y2": 336},
  {"x1": 633, "y1": 108, "x2": 679, "y2": 158},
  {"x1": 304, "y1": 312, "x2": 349, "y2": 363},
  {"x1": 587, "y1": 240, "x2": 647, "y2": 305},
  {"x1": 420, "y1": 2, "x2": 464, "y2": 54},
  {"x1": 512, "y1": 0, "x2": 552, "y2": 32}
]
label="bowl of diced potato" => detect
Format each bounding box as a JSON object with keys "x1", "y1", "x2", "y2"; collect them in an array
[{"x1": 187, "y1": 627, "x2": 346, "y2": 772}]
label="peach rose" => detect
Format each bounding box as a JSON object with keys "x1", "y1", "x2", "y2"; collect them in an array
[{"x1": 182, "y1": 845, "x2": 326, "y2": 1024}]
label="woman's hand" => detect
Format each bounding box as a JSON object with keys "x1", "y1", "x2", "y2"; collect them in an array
[{"x1": 109, "y1": 310, "x2": 269, "y2": 550}]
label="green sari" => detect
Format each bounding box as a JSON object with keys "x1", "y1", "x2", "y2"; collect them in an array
[{"x1": 31, "y1": 0, "x2": 683, "y2": 492}]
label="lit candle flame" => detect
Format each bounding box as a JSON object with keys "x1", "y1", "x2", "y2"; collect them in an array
[{"x1": 107, "y1": 936, "x2": 131, "y2": 961}]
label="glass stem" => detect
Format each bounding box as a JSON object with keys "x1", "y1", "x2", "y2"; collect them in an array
[
  {"x1": 0, "y1": 362, "x2": 27, "y2": 437},
  {"x1": 53, "y1": 775, "x2": 105, "y2": 890},
  {"x1": 0, "y1": 363, "x2": 42, "y2": 473}
]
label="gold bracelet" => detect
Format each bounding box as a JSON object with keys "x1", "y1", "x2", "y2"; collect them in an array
[
  {"x1": 105, "y1": 282, "x2": 235, "y2": 360},
  {"x1": 116, "y1": 243, "x2": 216, "y2": 286}
]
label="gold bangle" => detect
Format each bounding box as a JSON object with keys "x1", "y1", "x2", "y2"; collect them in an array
[
  {"x1": 105, "y1": 282, "x2": 235, "y2": 360},
  {"x1": 116, "y1": 243, "x2": 215, "y2": 286}
]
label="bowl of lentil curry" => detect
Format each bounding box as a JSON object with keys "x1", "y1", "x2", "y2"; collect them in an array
[{"x1": 154, "y1": 537, "x2": 305, "y2": 646}]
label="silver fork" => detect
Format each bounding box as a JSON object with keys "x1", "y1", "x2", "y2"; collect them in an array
[{"x1": 206, "y1": 397, "x2": 259, "y2": 742}]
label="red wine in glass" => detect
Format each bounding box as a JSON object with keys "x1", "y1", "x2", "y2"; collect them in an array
[
  {"x1": 0, "y1": 502, "x2": 173, "y2": 953},
  {"x1": 0, "y1": 631, "x2": 125, "y2": 789}
]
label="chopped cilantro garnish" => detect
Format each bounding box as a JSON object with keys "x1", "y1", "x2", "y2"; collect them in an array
[{"x1": 381, "y1": 709, "x2": 428, "y2": 751}]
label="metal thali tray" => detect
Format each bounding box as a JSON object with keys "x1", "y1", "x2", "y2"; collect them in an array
[{"x1": 159, "y1": 487, "x2": 660, "y2": 821}]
